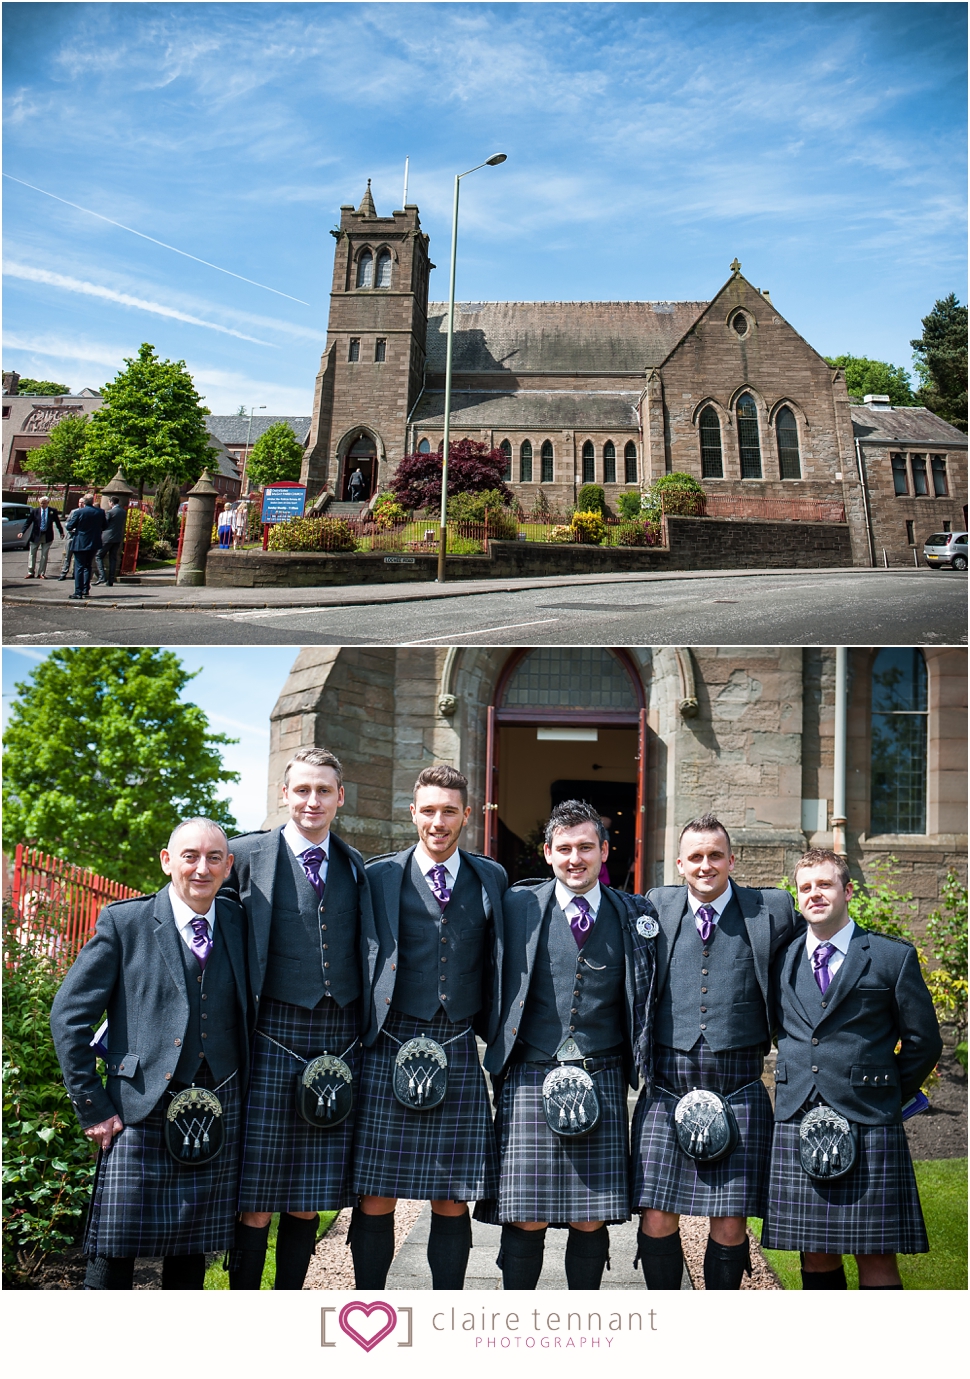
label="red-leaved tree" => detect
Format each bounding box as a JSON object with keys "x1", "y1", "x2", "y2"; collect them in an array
[{"x1": 390, "y1": 439, "x2": 513, "y2": 510}]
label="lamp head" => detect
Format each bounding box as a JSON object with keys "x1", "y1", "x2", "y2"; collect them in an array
[{"x1": 486, "y1": 153, "x2": 508, "y2": 166}]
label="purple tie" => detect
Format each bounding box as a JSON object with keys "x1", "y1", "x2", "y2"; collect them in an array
[
  {"x1": 301, "y1": 846, "x2": 326, "y2": 899},
  {"x1": 570, "y1": 895, "x2": 593, "y2": 948},
  {"x1": 695, "y1": 904, "x2": 716, "y2": 943},
  {"x1": 812, "y1": 942, "x2": 836, "y2": 994},
  {"x1": 429, "y1": 865, "x2": 452, "y2": 910},
  {"x1": 189, "y1": 916, "x2": 212, "y2": 970}
]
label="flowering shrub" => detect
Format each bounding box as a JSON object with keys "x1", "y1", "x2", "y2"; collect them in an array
[
  {"x1": 373, "y1": 499, "x2": 408, "y2": 529},
  {"x1": 547, "y1": 524, "x2": 574, "y2": 544},
  {"x1": 615, "y1": 517, "x2": 661, "y2": 546},
  {"x1": 266, "y1": 517, "x2": 357, "y2": 552},
  {"x1": 570, "y1": 510, "x2": 607, "y2": 545}
]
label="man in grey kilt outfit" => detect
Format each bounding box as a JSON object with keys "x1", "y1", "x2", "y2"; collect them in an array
[
  {"x1": 50, "y1": 819, "x2": 251, "y2": 1289},
  {"x1": 350, "y1": 765, "x2": 507, "y2": 1290},
  {"x1": 762, "y1": 848, "x2": 942, "y2": 1288},
  {"x1": 480, "y1": 799, "x2": 658, "y2": 1291},
  {"x1": 632, "y1": 813, "x2": 798, "y2": 1290},
  {"x1": 223, "y1": 747, "x2": 376, "y2": 1290}
]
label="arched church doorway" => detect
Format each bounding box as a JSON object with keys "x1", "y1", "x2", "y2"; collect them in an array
[
  {"x1": 340, "y1": 433, "x2": 378, "y2": 500},
  {"x1": 483, "y1": 648, "x2": 648, "y2": 890}
]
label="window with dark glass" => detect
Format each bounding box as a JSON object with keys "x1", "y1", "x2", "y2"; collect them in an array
[
  {"x1": 582, "y1": 440, "x2": 595, "y2": 483},
  {"x1": 775, "y1": 406, "x2": 801, "y2": 479},
  {"x1": 355, "y1": 251, "x2": 373, "y2": 289},
  {"x1": 348, "y1": 338, "x2": 360, "y2": 362},
  {"x1": 891, "y1": 452, "x2": 908, "y2": 495},
  {"x1": 699, "y1": 406, "x2": 723, "y2": 478},
  {"x1": 541, "y1": 440, "x2": 554, "y2": 483},
  {"x1": 374, "y1": 338, "x2": 386, "y2": 362},
  {"x1": 418, "y1": 438, "x2": 431, "y2": 454},
  {"x1": 870, "y1": 648, "x2": 927, "y2": 834},
  {"x1": 518, "y1": 440, "x2": 531, "y2": 483},
  {"x1": 905, "y1": 520, "x2": 915, "y2": 545},
  {"x1": 624, "y1": 441, "x2": 637, "y2": 483},
  {"x1": 603, "y1": 441, "x2": 616, "y2": 484},
  {"x1": 911, "y1": 454, "x2": 928, "y2": 496},
  {"x1": 931, "y1": 455, "x2": 948, "y2": 496},
  {"x1": 736, "y1": 394, "x2": 761, "y2": 477},
  {"x1": 375, "y1": 250, "x2": 392, "y2": 288},
  {"x1": 732, "y1": 313, "x2": 749, "y2": 337}
]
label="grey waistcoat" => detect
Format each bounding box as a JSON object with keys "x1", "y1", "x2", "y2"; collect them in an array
[
  {"x1": 262, "y1": 838, "x2": 361, "y2": 1009},
  {"x1": 518, "y1": 891, "x2": 626, "y2": 1058},
  {"x1": 655, "y1": 895, "x2": 768, "y2": 1054},
  {"x1": 173, "y1": 929, "x2": 239, "y2": 1084},
  {"x1": 391, "y1": 855, "x2": 487, "y2": 1023}
]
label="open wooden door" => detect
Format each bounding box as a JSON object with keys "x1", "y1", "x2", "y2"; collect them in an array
[
  {"x1": 633, "y1": 707, "x2": 648, "y2": 894},
  {"x1": 483, "y1": 705, "x2": 499, "y2": 857}
]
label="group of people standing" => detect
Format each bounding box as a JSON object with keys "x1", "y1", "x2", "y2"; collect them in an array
[
  {"x1": 216, "y1": 500, "x2": 249, "y2": 549},
  {"x1": 50, "y1": 748, "x2": 942, "y2": 1293},
  {"x1": 22, "y1": 491, "x2": 127, "y2": 597}
]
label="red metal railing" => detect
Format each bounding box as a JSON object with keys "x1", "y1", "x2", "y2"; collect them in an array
[
  {"x1": 120, "y1": 507, "x2": 146, "y2": 575},
  {"x1": 8, "y1": 844, "x2": 142, "y2": 968},
  {"x1": 699, "y1": 495, "x2": 846, "y2": 523}
]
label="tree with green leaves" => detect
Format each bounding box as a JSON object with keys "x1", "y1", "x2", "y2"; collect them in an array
[
  {"x1": 824, "y1": 355, "x2": 915, "y2": 406},
  {"x1": 910, "y1": 293, "x2": 968, "y2": 433},
  {"x1": 78, "y1": 343, "x2": 218, "y2": 497},
  {"x1": 2, "y1": 648, "x2": 238, "y2": 894},
  {"x1": 152, "y1": 472, "x2": 184, "y2": 543},
  {"x1": 245, "y1": 421, "x2": 304, "y2": 488},
  {"x1": 29, "y1": 412, "x2": 90, "y2": 508},
  {"x1": 8, "y1": 377, "x2": 72, "y2": 396}
]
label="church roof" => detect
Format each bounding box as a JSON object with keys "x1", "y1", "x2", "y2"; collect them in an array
[
  {"x1": 410, "y1": 388, "x2": 641, "y2": 431},
  {"x1": 424, "y1": 300, "x2": 708, "y2": 374},
  {"x1": 205, "y1": 415, "x2": 312, "y2": 445},
  {"x1": 850, "y1": 405, "x2": 967, "y2": 447}
]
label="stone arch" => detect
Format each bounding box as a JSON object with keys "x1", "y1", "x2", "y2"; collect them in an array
[{"x1": 334, "y1": 424, "x2": 385, "y2": 499}]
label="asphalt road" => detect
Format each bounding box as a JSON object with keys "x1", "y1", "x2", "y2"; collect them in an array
[{"x1": 4, "y1": 568, "x2": 966, "y2": 646}]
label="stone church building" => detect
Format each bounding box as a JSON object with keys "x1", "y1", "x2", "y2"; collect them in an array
[
  {"x1": 262, "y1": 645, "x2": 966, "y2": 926},
  {"x1": 302, "y1": 184, "x2": 966, "y2": 567}
]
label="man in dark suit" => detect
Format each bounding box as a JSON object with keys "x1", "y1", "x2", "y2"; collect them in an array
[
  {"x1": 482, "y1": 799, "x2": 658, "y2": 1291},
  {"x1": 94, "y1": 497, "x2": 128, "y2": 586},
  {"x1": 762, "y1": 848, "x2": 942, "y2": 1288},
  {"x1": 632, "y1": 813, "x2": 798, "y2": 1290},
  {"x1": 24, "y1": 495, "x2": 64, "y2": 579},
  {"x1": 50, "y1": 819, "x2": 251, "y2": 1289},
  {"x1": 351, "y1": 765, "x2": 507, "y2": 1290},
  {"x1": 65, "y1": 492, "x2": 106, "y2": 600},
  {"x1": 224, "y1": 747, "x2": 376, "y2": 1290}
]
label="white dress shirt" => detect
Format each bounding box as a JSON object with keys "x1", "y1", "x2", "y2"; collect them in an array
[
  {"x1": 414, "y1": 843, "x2": 492, "y2": 917},
  {"x1": 168, "y1": 885, "x2": 217, "y2": 954},
  {"x1": 555, "y1": 879, "x2": 602, "y2": 925},
  {"x1": 805, "y1": 919, "x2": 854, "y2": 980},
  {"x1": 283, "y1": 819, "x2": 330, "y2": 885},
  {"x1": 686, "y1": 883, "x2": 734, "y2": 935}
]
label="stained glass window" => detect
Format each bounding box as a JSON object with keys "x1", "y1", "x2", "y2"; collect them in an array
[
  {"x1": 582, "y1": 441, "x2": 595, "y2": 484},
  {"x1": 518, "y1": 440, "x2": 531, "y2": 483},
  {"x1": 870, "y1": 648, "x2": 927, "y2": 834},
  {"x1": 699, "y1": 406, "x2": 723, "y2": 478},
  {"x1": 736, "y1": 394, "x2": 762, "y2": 478},
  {"x1": 604, "y1": 441, "x2": 616, "y2": 484},
  {"x1": 624, "y1": 441, "x2": 637, "y2": 484},
  {"x1": 502, "y1": 648, "x2": 638, "y2": 709},
  {"x1": 776, "y1": 406, "x2": 800, "y2": 480},
  {"x1": 541, "y1": 441, "x2": 554, "y2": 483}
]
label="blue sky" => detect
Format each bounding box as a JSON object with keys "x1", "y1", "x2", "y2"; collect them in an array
[
  {"x1": 2, "y1": 646, "x2": 299, "y2": 831},
  {"x1": 3, "y1": 2, "x2": 966, "y2": 412}
]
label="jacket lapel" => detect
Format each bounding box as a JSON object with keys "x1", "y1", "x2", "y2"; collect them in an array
[
  {"x1": 383, "y1": 845, "x2": 415, "y2": 950},
  {"x1": 248, "y1": 831, "x2": 282, "y2": 986},
  {"x1": 735, "y1": 884, "x2": 770, "y2": 1006},
  {"x1": 781, "y1": 936, "x2": 814, "y2": 1026},
  {"x1": 152, "y1": 888, "x2": 191, "y2": 1011},
  {"x1": 656, "y1": 888, "x2": 689, "y2": 991},
  {"x1": 816, "y1": 926, "x2": 871, "y2": 1024},
  {"x1": 216, "y1": 896, "x2": 247, "y2": 1003}
]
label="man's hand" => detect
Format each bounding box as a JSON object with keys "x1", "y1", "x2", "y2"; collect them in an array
[{"x1": 84, "y1": 1115, "x2": 124, "y2": 1151}]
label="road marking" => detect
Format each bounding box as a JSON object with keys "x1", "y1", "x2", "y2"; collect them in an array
[
  {"x1": 10, "y1": 631, "x2": 92, "y2": 642},
  {"x1": 400, "y1": 618, "x2": 560, "y2": 645}
]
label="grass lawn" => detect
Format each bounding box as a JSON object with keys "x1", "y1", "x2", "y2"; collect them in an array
[
  {"x1": 751, "y1": 1158, "x2": 967, "y2": 1290},
  {"x1": 204, "y1": 1210, "x2": 340, "y2": 1289}
]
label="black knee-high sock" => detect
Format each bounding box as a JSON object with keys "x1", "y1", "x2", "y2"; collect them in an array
[
  {"x1": 274, "y1": 1213, "x2": 320, "y2": 1290},
  {"x1": 703, "y1": 1236, "x2": 752, "y2": 1291},
  {"x1": 564, "y1": 1225, "x2": 610, "y2": 1291},
  {"x1": 162, "y1": 1254, "x2": 207, "y2": 1290},
  {"x1": 228, "y1": 1221, "x2": 270, "y2": 1290},
  {"x1": 636, "y1": 1229, "x2": 684, "y2": 1290},
  {"x1": 801, "y1": 1265, "x2": 848, "y2": 1289},
  {"x1": 350, "y1": 1208, "x2": 396, "y2": 1288},
  {"x1": 427, "y1": 1210, "x2": 472, "y2": 1290},
  {"x1": 498, "y1": 1224, "x2": 547, "y2": 1290},
  {"x1": 84, "y1": 1256, "x2": 135, "y2": 1290}
]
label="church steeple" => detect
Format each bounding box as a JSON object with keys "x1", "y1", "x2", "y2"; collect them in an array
[{"x1": 358, "y1": 179, "x2": 376, "y2": 218}]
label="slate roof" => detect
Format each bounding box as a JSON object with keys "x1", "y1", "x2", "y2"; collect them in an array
[
  {"x1": 424, "y1": 301, "x2": 708, "y2": 374},
  {"x1": 411, "y1": 388, "x2": 641, "y2": 431},
  {"x1": 205, "y1": 415, "x2": 312, "y2": 446},
  {"x1": 850, "y1": 405, "x2": 967, "y2": 447}
]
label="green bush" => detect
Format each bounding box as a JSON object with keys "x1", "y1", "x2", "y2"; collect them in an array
[
  {"x1": 266, "y1": 517, "x2": 357, "y2": 553},
  {"x1": 373, "y1": 500, "x2": 408, "y2": 530},
  {"x1": 529, "y1": 488, "x2": 551, "y2": 521},
  {"x1": 616, "y1": 491, "x2": 644, "y2": 519},
  {"x1": 448, "y1": 488, "x2": 518, "y2": 540},
  {"x1": 570, "y1": 510, "x2": 607, "y2": 545},
  {"x1": 577, "y1": 484, "x2": 606, "y2": 515},
  {"x1": 3, "y1": 908, "x2": 96, "y2": 1282},
  {"x1": 447, "y1": 535, "x2": 485, "y2": 555},
  {"x1": 651, "y1": 472, "x2": 706, "y2": 515},
  {"x1": 924, "y1": 871, "x2": 968, "y2": 1042},
  {"x1": 615, "y1": 517, "x2": 660, "y2": 546}
]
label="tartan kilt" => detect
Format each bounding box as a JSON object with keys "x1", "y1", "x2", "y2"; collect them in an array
[
  {"x1": 475, "y1": 1061, "x2": 630, "y2": 1227},
  {"x1": 84, "y1": 1069, "x2": 240, "y2": 1258},
  {"x1": 761, "y1": 1116, "x2": 929, "y2": 1254},
  {"x1": 632, "y1": 1042, "x2": 771, "y2": 1218},
  {"x1": 238, "y1": 996, "x2": 362, "y2": 1213},
  {"x1": 353, "y1": 1011, "x2": 498, "y2": 1201}
]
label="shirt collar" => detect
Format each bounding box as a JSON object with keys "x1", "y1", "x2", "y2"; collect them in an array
[
  {"x1": 555, "y1": 879, "x2": 601, "y2": 917},
  {"x1": 414, "y1": 842, "x2": 460, "y2": 884},
  {"x1": 806, "y1": 919, "x2": 854, "y2": 956},
  {"x1": 167, "y1": 884, "x2": 217, "y2": 934},
  {"x1": 686, "y1": 882, "x2": 733, "y2": 918},
  {"x1": 282, "y1": 819, "x2": 330, "y2": 858}
]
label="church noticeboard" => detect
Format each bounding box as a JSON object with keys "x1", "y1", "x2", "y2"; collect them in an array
[{"x1": 261, "y1": 483, "x2": 307, "y2": 524}]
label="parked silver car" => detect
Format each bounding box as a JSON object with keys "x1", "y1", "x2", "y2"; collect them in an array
[
  {"x1": 2, "y1": 501, "x2": 33, "y2": 551},
  {"x1": 923, "y1": 531, "x2": 968, "y2": 571}
]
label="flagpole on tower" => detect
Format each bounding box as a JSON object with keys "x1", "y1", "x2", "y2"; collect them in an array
[{"x1": 402, "y1": 156, "x2": 409, "y2": 208}]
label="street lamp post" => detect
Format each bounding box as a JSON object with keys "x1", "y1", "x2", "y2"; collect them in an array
[
  {"x1": 241, "y1": 405, "x2": 267, "y2": 494},
  {"x1": 437, "y1": 153, "x2": 508, "y2": 583}
]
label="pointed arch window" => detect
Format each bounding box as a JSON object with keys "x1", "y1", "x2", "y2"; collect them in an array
[
  {"x1": 736, "y1": 393, "x2": 762, "y2": 478},
  {"x1": 870, "y1": 648, "x2": 927, "y2": 834},
  {"x1": 699, "y1": 406, "x2": 723, "y2": 478},
  {"x1": 582, "y1": 440, "x2": 595, "y2": 484},
  {"x1": 518, "y1": 440, "x2": 532, "y2": 483},
  {"x1": 355, "y1": 250, "x2": 374, "y2": 289},
  {"x1": 499, "y1": 439, "x2": 512, "y2": 481},
  {"x1": 541, "y1": 440, "x2": 554, "y2": 483},
  {"x1": 375, "y1": 250, "x2": 392, "y2": 288},
  {"x1": 417, "y1": 438, "x2": 431, "y2": 454},
  {"x1": 603, "y1": 441, "x2": 616, "y2": 484},
  {"x1": 776, "y1": 406, "x2": 801, "y2": 479},
  {"x1": 624, "y1": 441, "x2": 637, "y2": 483}
]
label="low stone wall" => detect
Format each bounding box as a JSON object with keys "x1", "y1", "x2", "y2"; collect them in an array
[{"x1": 205, "y1": 516, "x2": 854, "y2": 588}]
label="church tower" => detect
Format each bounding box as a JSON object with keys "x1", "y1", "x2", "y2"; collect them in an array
[{"x1": 302, "y1": 182, "x2": 433, "y2": 499}]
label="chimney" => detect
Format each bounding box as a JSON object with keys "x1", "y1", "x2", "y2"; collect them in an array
[
  {"x1": 863, "y1": 394, "x2": 892, "y2": 409},
  {"x1": 2, "y1": 371, "x2": 20, "y2": 396}
]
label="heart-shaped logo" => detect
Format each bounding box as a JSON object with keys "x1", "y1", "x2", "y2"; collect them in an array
[{"x1": 338, "y1": 1301, "x2": 397, "y2": 1353}]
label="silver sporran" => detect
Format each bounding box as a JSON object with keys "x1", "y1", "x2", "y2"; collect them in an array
[
  {"x1": 542, "y1": 1064, "x2": 602, "y2": 1138},
  {"x1": 673, "y1": 1088, "x2": 739, "y2": 1162},
  {"x1": 392, "y1": 1036, "x2": 448, "y2": 1111},
  {"x1": 164, "y1": 1086, "x2": 225, "y2": 1166},
  {"x1": 798, "y1": 1105, "x2": 858, "y2": 1181},
  {"x1": 295, "y1": 1053, "x2": 354, "y2": 1129}
]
